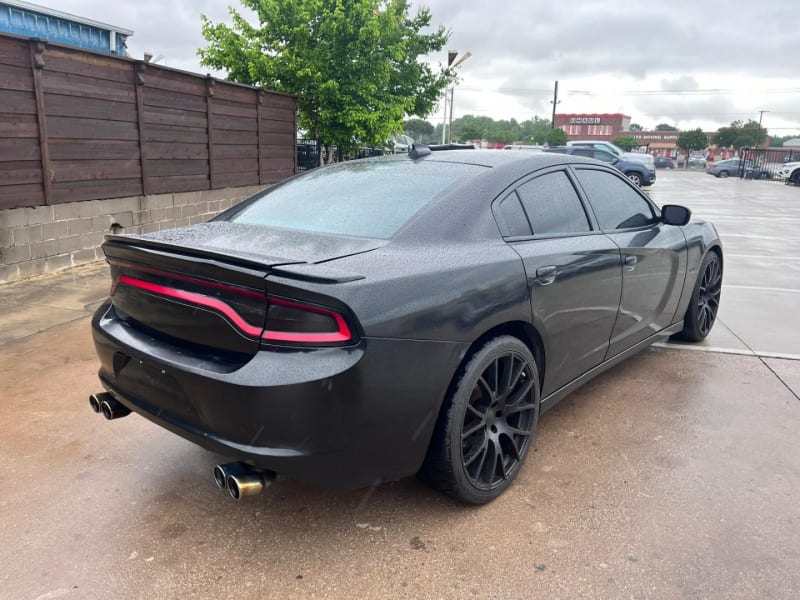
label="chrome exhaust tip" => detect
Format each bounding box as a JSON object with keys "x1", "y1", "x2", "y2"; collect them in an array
[
  {"x1": 89, "y1": 393, "x2": 105, "y2": 413},
  {"x1": 227, "y1": 470, "x2": 276, "y2": 500},
  {"x1": 213, "y1": 462, "x2": 247, "y2": 490},
  {"x1": 99, "y1": 396, "x2": 131, "y2": 420}
]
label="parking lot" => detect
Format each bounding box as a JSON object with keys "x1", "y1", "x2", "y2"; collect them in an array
[{"x1": 1, "y1": 171, "x2": 799, "y2": 600}]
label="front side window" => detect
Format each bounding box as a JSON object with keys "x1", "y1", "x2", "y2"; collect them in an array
[
  {"x1": 515, "y1": 171, "x2": 591, "y2": 236},
  {"x1": 574, "y1": 169, "x2": 656, "y2": 230}
]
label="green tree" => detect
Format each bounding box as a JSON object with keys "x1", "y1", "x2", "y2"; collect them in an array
[
  {"x1": 613, "y1": 135, "x2": 639, "y2": 151},
  {"x1": 770, "y1": 134, "x2": 800, "y2": 147},
  {"x1": 655, "y1": 123, "x2": 679, "y2": 131},
  {"x1": 199, "y1": 0, "x2": 453, "y2": 161},
  {"x1": 546, "y1": 128, "x2": 568, "y2": 146},
  {"x1": 677, "y1": 129, "x2": 708, "y2": 168},
  {"x1": 404, "y1": 118, "x2": 434, "y2": 142},
  {"x1": 519, "y1": 116, "x2": 551, "y2": 144},
  {"x1": 628, "y1": 123, "x2": 644, "y2": 132},
  {"x1": 713, "y1": 120, "x2": 767, "y2": 149},
  {"x1": 450, "y1": 114, "x2": 493, "y2": 143}
]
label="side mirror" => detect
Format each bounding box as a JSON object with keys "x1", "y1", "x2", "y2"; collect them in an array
[{"x1": 661, "y1": 204, "x2": 691, "y2": 226}]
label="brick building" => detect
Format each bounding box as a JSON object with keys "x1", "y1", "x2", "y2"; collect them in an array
[{"x1": 554, "y1": 113, "x2": 631, "y2": 139}]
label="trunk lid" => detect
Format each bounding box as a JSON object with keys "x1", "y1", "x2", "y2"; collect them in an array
[{"x1": 103, "y1": 222, "x2": 381, "y2": 356}]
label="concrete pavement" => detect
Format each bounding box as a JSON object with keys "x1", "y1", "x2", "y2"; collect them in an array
[{"x1": 1, "y1": 171, "x2": 799, "y2": 599}]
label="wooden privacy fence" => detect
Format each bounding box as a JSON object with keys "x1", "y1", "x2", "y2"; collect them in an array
[{"x1": 0, "y1": 33, "x2": 297, "y2": 210}]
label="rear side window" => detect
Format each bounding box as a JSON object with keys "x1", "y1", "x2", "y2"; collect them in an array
[
  {"x1": 515, "y1": 171, "x2": 591, "y2": 235},
  {"x1": 574, "y1": 169, "x2": 656, "y2": 230},
  {"x1": 495, "y1": 194, "x2": 532, "y2": 237},
  {"x1": 227, "y1": 160, "x2": 483, "y2": 239}
]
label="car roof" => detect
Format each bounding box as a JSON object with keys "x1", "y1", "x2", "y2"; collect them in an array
[{"x1": 379, "y1": 149, "x2": 596, "y2": 169}]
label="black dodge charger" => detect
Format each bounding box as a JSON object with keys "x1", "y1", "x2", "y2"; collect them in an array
[{"x1": 90, "y1": 147, "x2": 722, "y2": 504}]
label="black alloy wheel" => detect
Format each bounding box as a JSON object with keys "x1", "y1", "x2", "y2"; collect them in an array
[
  {"x1": 420, "y1": 336, "x2": 540, "y2": 504},
  {"x1": 718, "y1": 170, "x2": 729, "y2": 178},
  {"x1": 675, "y1": 252, "x2": 722, "y2": 342}
]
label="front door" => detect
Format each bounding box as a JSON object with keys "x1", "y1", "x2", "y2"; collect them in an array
[
  {"x1": 572, "y1": 167, "x2": 687, "y2": 357},
  {"x1": 495, "y1": 168, "x2": 623, "y2": 396}
]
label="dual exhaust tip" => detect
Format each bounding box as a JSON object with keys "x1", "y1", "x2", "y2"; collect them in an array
[
  {"x1": 89, "y1": 392, "x2": 130, "y2": 420},
  {"x1": 214, "y1": 462, "x2": 276, "y2": 500},
  {"x1": 90, "y1": 393, "x2": 274, "y2": 500}
]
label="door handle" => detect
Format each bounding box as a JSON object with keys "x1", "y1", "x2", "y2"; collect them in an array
[
  {"x1": 624, "y1": 255, "x2": 637, "y2": 271},
  {"x1": 535, "y1": 265, "x2": 557, "y2": 284}
]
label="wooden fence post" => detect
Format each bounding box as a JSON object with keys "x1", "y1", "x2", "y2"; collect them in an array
[
  {"x1": 206, "y1": 76, "x2": 216, "y2": 189},
  {"x1": 29, "y1": 39, "x2": 52, "y2": 205},
  {"x1": 134, "y1": 62, "x2": 150, "y2": 195},
  {"x1": 257, "y1": 90, "x2": 264, "y2": 185}
]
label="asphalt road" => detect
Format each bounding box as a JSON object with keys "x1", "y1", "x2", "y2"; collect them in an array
[{"x1": 1, "y1": 171, "x2": 799, "y2": 599}]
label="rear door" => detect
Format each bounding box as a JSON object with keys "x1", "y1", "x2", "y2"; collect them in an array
[
  {"x1": 494, "y1": 167, "x2": 623, "y2": 396},
  {"x1": 572, "y1": 167, "x2": 687, "y2": 358}
]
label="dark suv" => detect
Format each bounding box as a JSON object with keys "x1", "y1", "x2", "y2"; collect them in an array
[{"x1": 544, "y1": 146, "x2": 655, "y2": 187}]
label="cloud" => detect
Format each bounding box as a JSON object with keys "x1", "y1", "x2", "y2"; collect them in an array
[{"x1": 47, "y1": 0, "x2": 800, "y2": 129}]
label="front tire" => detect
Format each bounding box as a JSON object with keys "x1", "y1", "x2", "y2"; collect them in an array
[
  {"x1": 674, "y1": 252, "x2": 722, "y2": 342},
  {"x1": 718, "y1": 170, "x2": 729, "y2": 178},
  {"x1": 419, "y1": 336, "x2": 540, "y2": 504}
]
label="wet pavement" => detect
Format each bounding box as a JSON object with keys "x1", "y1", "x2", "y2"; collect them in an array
[{"x1": 1, "y1": 172, "x2": 799, "y2": 599}]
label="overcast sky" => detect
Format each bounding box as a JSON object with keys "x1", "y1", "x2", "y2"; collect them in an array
[{"x1": 54, "y1": 0, "x2": 800, "y2": 134}]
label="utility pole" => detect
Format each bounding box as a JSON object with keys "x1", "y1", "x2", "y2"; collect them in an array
[
  {"x1": 550, "y1": 80, "x2": 560, "y2": 129},
  {"x1": 757, "y1": 110, "x2": 769, "y2": 148}
]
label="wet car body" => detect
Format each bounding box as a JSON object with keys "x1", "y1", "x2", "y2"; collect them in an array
[{"x1": 91, "y1": 150, "x2": 722, "y2": 497}]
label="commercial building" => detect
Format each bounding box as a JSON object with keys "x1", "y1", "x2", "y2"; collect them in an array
[
  {"x1": 553, "y1": 113, "x2": 738, "y2": 160},
  {"x1": 554, "y1": 113, "x2": 631, "y2": 139},
  {"x1": 0, "y1": 0, "x2": 132, "y2": 54}
]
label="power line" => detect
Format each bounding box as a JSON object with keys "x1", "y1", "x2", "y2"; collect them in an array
[{"x1": 457, "y1": 86, "x2": 800, "y2": 97}]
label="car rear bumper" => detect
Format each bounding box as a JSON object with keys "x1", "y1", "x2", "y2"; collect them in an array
[{"x1": 92, "y1": 301, "x2": 468, "y2": 490}]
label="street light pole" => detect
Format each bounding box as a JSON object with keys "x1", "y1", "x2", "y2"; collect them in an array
[{"x1": 441, "y1": 50, "x2": 472, "y2": 144}]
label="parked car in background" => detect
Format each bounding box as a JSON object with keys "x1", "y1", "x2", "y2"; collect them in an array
[
  {"x1": 89, "y1": 148, "x2": 720, "y2": 504},
  {"x1": 567, "y1": 140, "x2": 656, "y2": 171},
  {"x1": 706, "y1": 159, "x2": 740, "y2": 178},
  {"x1": 545, "y1": 146, "x2": 655, "y2": 187},
  {"x1": 504, "y1": 144, "x2": 544, "y2": 152},
  {"x1": 777, "y1": 161, "x2": 800, "y2": 184},
  {"x1": 707, "y1": 158, "x2": 772, "y2": 179},
  {"x1": 388, "y1": 134, "x2": 415, "y2": 154},
  {"x1": 654, "y1": 156, "x2": 676, "y2": 169},
  {"x1": 688, "y1": 152, "x2": 707, "y2": 168}
]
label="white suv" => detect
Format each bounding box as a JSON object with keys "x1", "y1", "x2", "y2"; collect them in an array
[
  {"x1": 567, "y1": 140, "x2": 656, "y2": 171},
  {"x1": 777, "y1": 161, "x2": 800, "y2": 184}
]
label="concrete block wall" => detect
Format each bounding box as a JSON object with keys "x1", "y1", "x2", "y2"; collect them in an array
[{"x1": 0, "y1": 185, "x2": 266, "y2": 284}]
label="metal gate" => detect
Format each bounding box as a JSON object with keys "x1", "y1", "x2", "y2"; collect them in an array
[{"x1": 738, "y1": 147, "x2": 800, "y2": 183}]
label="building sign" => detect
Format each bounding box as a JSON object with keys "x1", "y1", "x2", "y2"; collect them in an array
[
  {"x1": 570, "y1": 117, "x2": 601, "y2": 125},
  {"x1": 633, "y1": 134, "x2": 679, "y2": 141}
]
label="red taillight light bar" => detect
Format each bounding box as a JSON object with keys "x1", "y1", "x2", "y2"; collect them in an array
[
  {"x1": 263, "y1": 297, "x2": 352, "y2": 343},
  {"x1": 111, "y1": 266, "x2": 354, "y2": 346}
]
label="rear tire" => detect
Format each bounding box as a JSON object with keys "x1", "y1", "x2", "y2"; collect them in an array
[
  {"x1": 792, "y1": 170, "x2": 800, "y2": 185},
  {"x1": 674, "y1": 252, "x2": 722, "y2": 342},
  {"x1": 419, "y1": 336, "x2": 540, "y2": 504},
  {"x1": 626, "y1": 172, "x2": 642, "y2": 187}
]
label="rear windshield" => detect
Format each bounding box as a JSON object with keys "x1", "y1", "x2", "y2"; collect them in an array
[{"x1": 227, "y1": 160, "x2": 484, "y2": 238}]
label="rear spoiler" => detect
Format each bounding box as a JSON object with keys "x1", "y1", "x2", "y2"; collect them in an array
[{"x1": 104, "y1": 235, "x2": 364, "y2": 284}]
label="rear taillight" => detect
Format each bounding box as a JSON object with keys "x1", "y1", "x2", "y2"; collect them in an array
[
  {"x1": 109, "y1": 260, "x2": 354, "y2": 346},
  {"x1": 263, "y1": 297, "x2": 352, "y2": 344}
]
